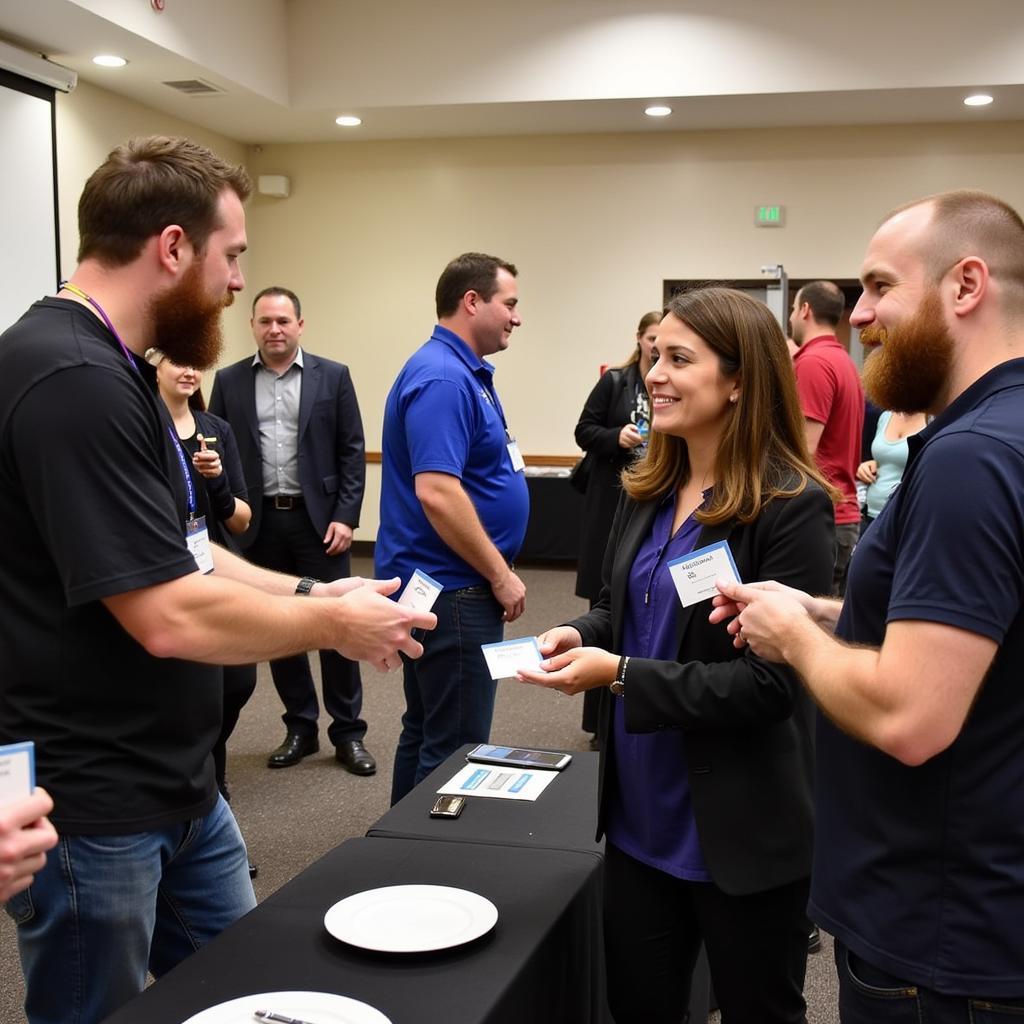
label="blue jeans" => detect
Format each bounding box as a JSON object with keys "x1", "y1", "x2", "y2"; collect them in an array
[
  {"x1": 390, "y1": 585, "x2": 502, "y2": 804},
  {"x1": 836, "y1": 940, "x2": 1024, "y2": 1022},
  {"x1": 5, "y1": 795, "x2": 256, "y2": 1024}
]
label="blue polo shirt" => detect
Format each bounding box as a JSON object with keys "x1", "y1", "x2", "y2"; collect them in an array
[
  {"x1": 376, "y1": 325, "x2": 529, "y2": 589},
  {"x1": 810, "y1": 357, "x2": 1024, "y2": 995}
]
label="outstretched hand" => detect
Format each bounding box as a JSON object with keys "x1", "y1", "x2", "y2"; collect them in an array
[{"x1": 517, "y1": 646, "x2": 619, "y2": 696}]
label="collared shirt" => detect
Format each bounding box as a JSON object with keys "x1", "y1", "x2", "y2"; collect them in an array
[
  {"x1": 811, "y1": 357, "x2": 1024, "y2": 994},
  {"x1": 793, "y1": 334, "x2": 864, "y2": 523},
  {"x1": 376, "y1": 325, "x2": 529, "y2": 589},
  {"x1": 606, "y1": 491, "x2": 712, "y2": 882},
  {"x1": 253, "y1": 347, "x2": 304, "y2": 496}
]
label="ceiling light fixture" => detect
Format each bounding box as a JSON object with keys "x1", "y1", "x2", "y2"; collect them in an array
[
  {"x1": 93, "y1": 54, "x2": 128, "y2": 68},
  {"x1": 335, "y1": 115, "x2": 362, "y2": 127},
  {"x1": 963, "y1": 93, "x2": 993, "y2": 107},
  {"x1": 644, "y1": 105, "x2": 672, "y2": 118}
]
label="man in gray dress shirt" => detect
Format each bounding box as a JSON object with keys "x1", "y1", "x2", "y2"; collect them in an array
[{"x1": 210, "y1": 287, "x2": 375, "y2": 775}]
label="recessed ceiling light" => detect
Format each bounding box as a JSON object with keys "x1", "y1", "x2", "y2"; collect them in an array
[
  {"x1": 93, "y1": 54, "x2": 128, "y2": 68},
  {"x1": 644, "y1": 105, "x2": 672, "y2": 118},
  {"x1": 335, "y1": 115, "x2": 362, "y2": 127},
  {"x1": 963, "y1": 93, "x2": 993, "y2": 107}
]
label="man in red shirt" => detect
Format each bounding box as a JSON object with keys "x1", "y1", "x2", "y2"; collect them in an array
[{"x1": 790, "y1": 281, "x2": 864, "y2": 595}]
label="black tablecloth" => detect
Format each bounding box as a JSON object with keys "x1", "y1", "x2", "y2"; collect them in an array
[
  {"x1": 521, "y1": 475, "x2": 584, "y2": 561},
  {"x1": 367, "y1": 744, "x2": 603, "y2": 856},
  {"x1": 102, "y1": 836, "x2": 605, "y2": 1024}
]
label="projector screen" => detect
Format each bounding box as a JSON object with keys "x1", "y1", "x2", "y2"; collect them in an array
[{"x1": 0, "y1": 68, "x2": 59, "y2": 333}]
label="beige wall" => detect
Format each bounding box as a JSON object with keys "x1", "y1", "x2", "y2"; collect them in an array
[{"x1": 50, "y1": 85, "x2": 1024, "y2": 539}]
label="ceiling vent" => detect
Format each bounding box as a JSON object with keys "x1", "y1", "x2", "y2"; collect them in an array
[{"x1": 162, "y1": 78, "x2": 224, "y2": 96}]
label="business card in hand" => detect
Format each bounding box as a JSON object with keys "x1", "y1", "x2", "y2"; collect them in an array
[
  {"x1": 0, "y1": 741, "x2": 35, "y2": 806},
  {"x1": 397, "y1": 569, "x2": 443, "y2": 612}
]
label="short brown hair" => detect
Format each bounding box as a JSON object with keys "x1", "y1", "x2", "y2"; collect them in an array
[
  {"x1": 78, "y1": 136, "x2": 252, "y2": 266},
  {"x1": 624, "y1": 288, "x2": 837, "y2": 523},
  {"x1": 889, "y1": 190, "x2": 1024, "y2": 318},
  {"x1": 252, "y1": 286, "x2": 301, "y2": 319},
  {"x1": 435, "y1": 253, "x2": 517, "y2": 319},
  {"x1": 795, "y1": 281, "x2": 844, "y2": 328}
]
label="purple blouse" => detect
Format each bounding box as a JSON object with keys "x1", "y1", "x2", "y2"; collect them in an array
[{"x1": 605, "y1": 490, "x2": 713, "y2": 881}]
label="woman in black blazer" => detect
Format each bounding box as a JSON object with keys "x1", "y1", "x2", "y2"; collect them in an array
[
  {"x1": 574, "y1": 312, "x2": 661, "y2": 743},
  {"x1": 520, "y1": 288, "x2": 836, "y2": 1024}
]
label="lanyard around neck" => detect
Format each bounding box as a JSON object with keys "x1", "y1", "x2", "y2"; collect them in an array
[{"x1": 59, "y1": 282, "x2": 138, "y2": 370}]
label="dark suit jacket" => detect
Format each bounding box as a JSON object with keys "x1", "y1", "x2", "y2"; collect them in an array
[
  {"x1": 209, "y1": 352, "x2": 365, "y2": 550},
  {"x1": 573, "y1": 364, "x2": 642, "y2": 600},
  {"x1": 570, "y1": 478, "x2": 835, "y2": 895}
]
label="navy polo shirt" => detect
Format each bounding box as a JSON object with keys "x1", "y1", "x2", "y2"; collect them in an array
[
  {"x1": 376, "y1": 325, "x2": 529, "y2": 589},
  {"x1": 810, "y1": 358, "x2": 1024, "y2": 995}
]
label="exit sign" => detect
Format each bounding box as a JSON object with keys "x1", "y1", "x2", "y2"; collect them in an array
[{"x1": 755, "y1": 205, "x2": 785, "y2": 227}]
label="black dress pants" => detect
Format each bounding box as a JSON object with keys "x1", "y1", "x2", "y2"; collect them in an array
[
  {"x1": 246, "y1": 502, "x2": 366, "y2": 747},
  {"x1": 604, "y1": 841, "x2": 809, "y2": 1024}
]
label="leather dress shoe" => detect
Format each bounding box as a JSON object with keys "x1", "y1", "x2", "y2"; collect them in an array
[
  {"x1": 335, "y1": 740, "x2": 376, "y2": 776},
  {"x1": 267, "y1": 731, "x2": 319, "y2": 769},
  {"x1": 248, "y1": 861, "x2": 258, "y2": 879},
  {"x1": 808, "y1": 924, "x2": 822, "y2": 954}
]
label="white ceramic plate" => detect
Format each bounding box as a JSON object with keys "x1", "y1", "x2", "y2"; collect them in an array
[
  {"x1": 181, "y1": 990, "x2": 392, "y2": 1024},
  {"x1": 323, "y1": 884, "x2": 499, "y2": 952}
]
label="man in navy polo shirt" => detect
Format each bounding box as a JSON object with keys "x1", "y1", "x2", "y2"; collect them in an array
[
  {"x1": 377, "y1": 252, "x2": 529, "y2": 804},
  {"x1": 714, "y1": 190, "x2": 1024, "y2": 1020}
]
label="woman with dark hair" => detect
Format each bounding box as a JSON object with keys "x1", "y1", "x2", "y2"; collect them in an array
[
  {"x1": 519, "y1": 288, "x2": 836, "y2": 1023},
  {"x1": 153, "y1": 355, "x2": 257, "y2": 865},
  {"x1": 573, "y1": 310, "x2": 661, "y2": 743}
]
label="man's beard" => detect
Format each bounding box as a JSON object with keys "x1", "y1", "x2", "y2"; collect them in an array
[
  {"x1": 860, "y1": 289, "x2": 954, "y2": 413},
  {"x1": 149, "y1": 261, "x2": 231, "y2": 371}
]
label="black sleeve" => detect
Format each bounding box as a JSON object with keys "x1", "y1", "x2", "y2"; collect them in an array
[
  {"x1": 13, "y1": 365, "x2": 197, "y2": 605},
  {"x1": 331, "y1": 365, "x2": 366, "y2": 527},
  {"x1": 574, "y1": 370, "x2": 625, "y2": 457}
]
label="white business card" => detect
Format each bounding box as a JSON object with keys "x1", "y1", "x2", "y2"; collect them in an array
[
  {"x1": 0, "y1": 741, "x2": 35, "y2": 807},
  {"x1": 667, "y1": 540, "x2": 742, "y2": 607},
  {"x1": 481, "y1": 636, "x2": 544, "y2": 680},
  {"x1": 397, "y1": 569, "x2": 443, "y2": 612}
]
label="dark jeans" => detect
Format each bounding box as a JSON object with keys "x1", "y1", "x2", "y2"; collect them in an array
[
  {"x1": 835, "y1": 940, "x2": 1024, "y2": 1022},
  {"x1": 832, "y1": 521, "x2": 860, "y2": 597},
  {"x1": 246, "y1": 502, "x2": 366, "y2": 747},
  {"x1": 390, "y1": 586, "x2": 502, "y2": 805},
  {"x1": 604, "y1": 842, "x2": 809, "y2": 1024}
]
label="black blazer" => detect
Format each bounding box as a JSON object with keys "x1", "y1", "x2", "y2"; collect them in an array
[
  {"x1": 574, "y1": 363, "x2": 643, "y2": 600},
  {"x1": 209, "y1": 352, "x2": 365, "y2": 550},
  {"x1": 570, "y1": 478, "x2": 835, "y2": 895}
]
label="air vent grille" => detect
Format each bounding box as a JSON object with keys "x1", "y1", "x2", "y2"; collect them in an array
[{"x1": 163, "y1": 79, "x2": 224, "y2": 95}]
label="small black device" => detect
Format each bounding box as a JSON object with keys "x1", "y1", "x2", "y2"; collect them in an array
[
  {"x1": 466, "y1": 744, "x2": 572, "y2": 771},
  {"x1": 430, "y1": 795, "x2": 466, "y2": 819}
]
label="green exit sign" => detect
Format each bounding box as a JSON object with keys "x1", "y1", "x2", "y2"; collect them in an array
[{"x1": 755, "y1": 205, "x2": 785, "y2": 227}]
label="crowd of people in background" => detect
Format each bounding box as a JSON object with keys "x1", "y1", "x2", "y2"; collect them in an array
[{"x1": 3, "y1": 133, "x2": 1024, "y2": 1024}]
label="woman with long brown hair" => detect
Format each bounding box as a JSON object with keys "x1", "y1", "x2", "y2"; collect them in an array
[{"x1": 519, "y1": 288, "x2": 836, "y2": 1023}]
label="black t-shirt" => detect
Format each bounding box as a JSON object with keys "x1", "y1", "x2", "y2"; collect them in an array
[
  {"x1": 810, "y1": 358, "x2": 1024, "y2": 995},
  {"x1": 0, "y1": 298, "x2": 220, "y2": 834}
]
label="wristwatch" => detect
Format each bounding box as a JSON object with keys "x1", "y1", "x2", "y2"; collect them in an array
[
  {"x1": 610, "y1": 655, "x2": 629, "y2": 696},
  {"x1": 295, "y1": 576, "x2": 319, "y2": 596}
]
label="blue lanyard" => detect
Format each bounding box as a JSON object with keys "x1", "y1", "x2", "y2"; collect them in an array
[
  {"x1": 59, "y1": 282, "x2": 138, "y2": 371},
  {"x1": 166, "y1": 427, "x2": 197, "y2": 519}
]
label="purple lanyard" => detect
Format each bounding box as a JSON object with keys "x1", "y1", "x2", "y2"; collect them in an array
[
  {"x1": 60, "y1": 282, "x2": 196, "y2": 518},
  {"x1": 59, "y1": 282, "x2": 138, "y2": 370}
]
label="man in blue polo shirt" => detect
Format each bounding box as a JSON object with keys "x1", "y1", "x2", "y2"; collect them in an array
[
  {"x1": 713, "y1": 190, "x2": 1024, "y2": 1019},
  {"x1": 377, "y1": 252, "x2": 529, "y2": 804}
]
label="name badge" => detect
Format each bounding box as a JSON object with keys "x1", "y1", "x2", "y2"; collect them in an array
[
  {"x1": 507, "y1": 439, "x2": 525, "y2": 472},
  {"x1": 667, "y1": 540, "x2": 741, "y2": 608},
  {"x1": 186, "y1": 516, "x2": 214, "y2": 574}
]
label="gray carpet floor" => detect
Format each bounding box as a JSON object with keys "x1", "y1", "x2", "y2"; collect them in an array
[{"x1": 0, "y1": 558, "x2": 839, "y2": 1022}]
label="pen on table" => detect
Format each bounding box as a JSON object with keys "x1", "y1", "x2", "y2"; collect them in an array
[{"x1": 253, "y1": 1011, "x2": 322, "y2": 1024}]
